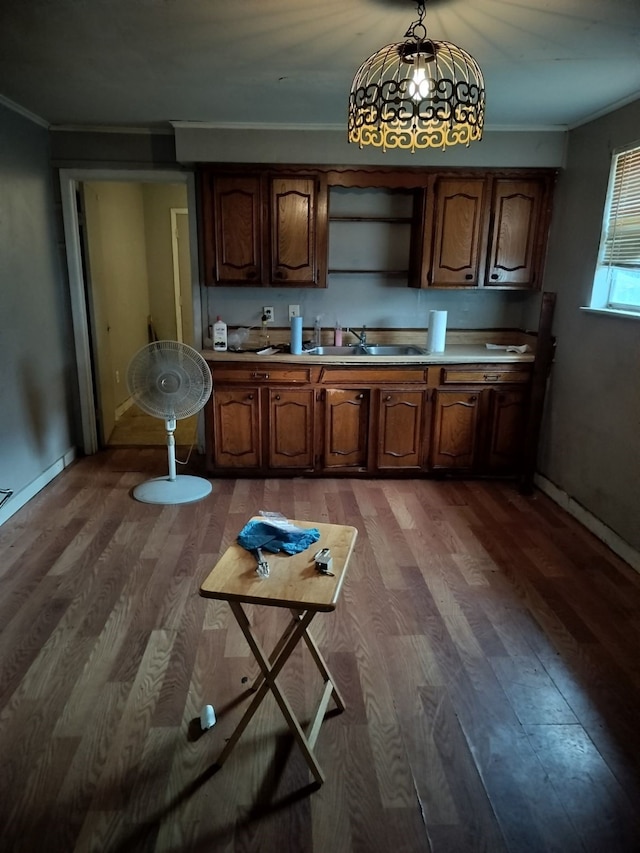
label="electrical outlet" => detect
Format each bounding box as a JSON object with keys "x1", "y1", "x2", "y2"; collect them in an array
[
  {"x1": 262, "y1": 306, "x2": 274, "y2": 323},
  {"x1": 288, "y1": 304, "x2": 300, "y2": 319}
]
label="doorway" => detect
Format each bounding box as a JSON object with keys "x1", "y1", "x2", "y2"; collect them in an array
[{"x1": 60, "y1": 169, "x2": 203, "y2": 455}]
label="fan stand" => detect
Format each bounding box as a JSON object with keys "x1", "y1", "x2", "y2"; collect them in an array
[{"x1": 133, "y1": 418, "x2": 212, "y2": 505}]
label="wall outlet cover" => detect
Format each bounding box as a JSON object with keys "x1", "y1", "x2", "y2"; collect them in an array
[
  {"x1": 288, "y1": 304, "x2": 300, "y2": 319},
  {"x1": 262, "y1": 306, "x2": 274, "y2": 322}
]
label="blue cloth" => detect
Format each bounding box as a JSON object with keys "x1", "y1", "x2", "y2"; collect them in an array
[{"x1": 237, "y1": 519, "x2": 320, "y2": 555}]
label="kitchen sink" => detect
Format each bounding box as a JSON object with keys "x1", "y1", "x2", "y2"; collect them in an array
[
  {"x1": 303, "y1": 345, "x2": 367, "y2": 355},
  {"x1": 361, "y1": 345, "x2": 427, "y2": 356},
  {"x1": 302, "y1": 344, "x2": 427, "y2": 356}
]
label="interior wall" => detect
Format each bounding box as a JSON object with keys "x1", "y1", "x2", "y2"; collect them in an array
[
  {"x1": 142, "y1": 182, "x2": 189, "y2": 341},
  {"x1": 84, "y1": 182, "x2": 151, "y2": 432},
  {"x1": 539, "y1": 97, "x2": 640, "y2": 554},
  {"x1": 0, "y1": 103, "x2": 76, "y2": 523},
  {"x1": 173, "y1": 125, "x2": 567, "y2": 169}
]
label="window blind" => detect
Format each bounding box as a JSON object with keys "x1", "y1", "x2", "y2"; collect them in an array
[{"x1": 601, "y1": 144, "x2": 640, "y2": 268}]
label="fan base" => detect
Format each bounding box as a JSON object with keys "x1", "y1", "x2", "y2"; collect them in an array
[{"x1": 133, "y1": 475, "x2": 212, "y2": 505}]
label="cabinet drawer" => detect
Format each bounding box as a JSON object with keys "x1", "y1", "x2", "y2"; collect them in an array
[
  {"x1": 212, "y1": 365, "x2": 313, "y2": 384},
  {"x1": 319, "y1": 367, "x2": 427, "y2": 384},
  {"x1": 440, "y1": 367, "x2": 531, "y2": 384}
]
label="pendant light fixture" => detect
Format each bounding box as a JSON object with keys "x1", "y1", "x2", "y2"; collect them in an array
[{"x1": 348, "y1": 0, "x2": 485, "y2": 152}]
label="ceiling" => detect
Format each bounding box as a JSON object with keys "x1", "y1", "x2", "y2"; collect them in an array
[{"x1": 1, "y1": 0, "x2": 639, "y2": 133}]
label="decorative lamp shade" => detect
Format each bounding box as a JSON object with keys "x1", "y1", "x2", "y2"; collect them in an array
[{"x1": 348, "y1": 3, "x2": 485, "y2": 152}]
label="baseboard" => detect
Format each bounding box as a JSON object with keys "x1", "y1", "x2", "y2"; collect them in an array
[
  {"x1": 534, "y1": 473, "x2": 640, "y2": 573},
  {"x1": 0, "y1": 447, "x2": 77, "y2": 527},
  {"x1": 115, "y1": 396, "x2": 135, "y2": 420}
]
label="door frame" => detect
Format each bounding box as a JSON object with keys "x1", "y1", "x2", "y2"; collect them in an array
[
  {"x1": 59, "y1": 168, "x2": 202, "y2": 455},
  {"x1": 171, "y1": 207, "x2": 189, "y2": 344}
]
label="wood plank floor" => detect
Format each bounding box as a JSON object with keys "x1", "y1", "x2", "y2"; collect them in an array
[
  {"x1": 1, "y1": 449, "x2": 640, "y2": 852},
  {"x1": 107, "y1": 409, "x2": 197, "y2": 447}
]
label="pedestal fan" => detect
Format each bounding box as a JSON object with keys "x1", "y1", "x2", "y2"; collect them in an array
[{"x1": 126, "y1": 340, "x2": 213, "y2": 504}]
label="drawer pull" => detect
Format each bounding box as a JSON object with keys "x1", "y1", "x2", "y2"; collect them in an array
[
  {"x1": 251, "y1": 372, "x2": 270, "y2": 380},
  {"x1": 483, "y1": 374, "x2": 500, "y2": 382}
]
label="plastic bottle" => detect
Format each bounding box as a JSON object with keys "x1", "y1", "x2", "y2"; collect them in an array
[
  {"x1": 314, "y1": 316, "x2": 322, "y2": 347},
  {"x1": 213, "y1": 315, "x2": 227, "y2": 351},
  {"x1": 290, "y1": 315, "x2": 303, "y2": 354},
  {"x1": 334, "y1": 321, "x2": 343, "y2": 346}
]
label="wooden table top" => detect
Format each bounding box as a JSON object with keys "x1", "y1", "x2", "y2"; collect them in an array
[{"x1": 200, "y1": 519, "x2": 358, "y2": 611}]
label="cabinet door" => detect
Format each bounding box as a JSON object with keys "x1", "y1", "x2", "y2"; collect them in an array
[
  {"x1": 212, "y1": 387, "x2": 261, "y2": 468},
  {"x1": 431, "y1": 389, "x2": 481, "y2": 470},
  {"x1": 323, "y1": 389, "x2": 369, "y2": 469},
  {"x1": 486, "y1": 179, "x2": 545, "y2": 288},
  {"x1": 269, "y1": 176, "x2": 326, "y2": 286},
  {"x1": 268, "y1": 389, "x2": 315, "y2": 469},
  {"x1": 376, "y1": 390, "x2": 425, "y2": 469},
  {"x1": 429, "y1": 178, "x2": 487, "y2": 287},
  {"x1": 211, "y1": 175, "x2": 263, "y2": 285},
  {"x1": 486, "y1": 388, "x2": 527, "y2": 472}
]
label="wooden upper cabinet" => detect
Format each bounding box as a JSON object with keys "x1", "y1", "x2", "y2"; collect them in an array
[
  {"x1": 211, "y1": 175, "x2": 262, "y2": 285},
  {"x1": 410, "y1": 170, "x2": 555, "y2": 291},
  {"x1": 410, "y1": 177, "x2": 487, "y2": 288},
  {"x1": 485, "y1": 178, "x2": 551, "y2": 289},
  {"x1": 199, "y1": 168, "x2": 327, "y2": 287},
  {"x1": 430, "y1": 178, "x2": 487, "y2": 287},
  {"x1": 269, "y1": 176, "x2": 326, "y2": 286}
]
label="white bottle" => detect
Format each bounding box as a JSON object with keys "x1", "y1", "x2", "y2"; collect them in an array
[{"x1": 213, "y1": 315, "x2": 227, "y2": 351}]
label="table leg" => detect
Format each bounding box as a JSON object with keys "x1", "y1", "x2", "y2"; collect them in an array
[{"x1": 215, "y1": 602, "x2": 342, "y2": 785}]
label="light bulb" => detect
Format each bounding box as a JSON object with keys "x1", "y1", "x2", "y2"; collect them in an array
[{"x1": 408, "y1": 66, "x2": 431, "y2": 101}]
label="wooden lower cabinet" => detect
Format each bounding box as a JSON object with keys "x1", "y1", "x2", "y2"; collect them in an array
[
  {"x1": 431, "y1": 389, "x2": 481, "y2": 471},
  {"x1": 211, "y1": 387, "x2": 261, "y2": 469},
  {"x1": 268, "y1": 389, "x2": 315, "y2": 469},
  {"x1": 486, "y1": 388, "x2": 528, "y2": 472},
  {"x1": 322, "y1": 389, "x2": 369, "y2": 469},
  {"x1": 430, "y1": 386, "x2": 528, "y2": 473},
  {"x1": 376, "y1": 390, "x2": 426, "y2": 470},
  {"x1": 207, "y1": 362, "x2": 531, "y2": 477}
]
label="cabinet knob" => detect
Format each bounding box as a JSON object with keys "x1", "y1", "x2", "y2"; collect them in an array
[
  {"x1": 275, "y1": 394, "x2": 281, "y2": 401},
  {"x1": 490, "y1": 273, "x2": 499, "y2": 280},
  {"x1": 247, "y1": 394, "x2": 254, "y2": 400},
  {"x1": 357, "y1": 393, "x2": 364, "y2": 400},
  {"x1": 385, "y1": 395, "x2": 392, "y2": 402},
  {"x1": 465, "y1": 274, "x2": 473, "y2": 280},
  {"x1": 470, "y1": 395, "x2": 477, "y2": 402}
]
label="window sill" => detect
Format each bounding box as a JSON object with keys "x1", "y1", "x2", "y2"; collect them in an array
[{"x1": 580, "y1": 306, "x2": 640, "y2": 321}]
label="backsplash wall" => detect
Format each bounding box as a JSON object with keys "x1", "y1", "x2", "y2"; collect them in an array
[{"x1": 204, "y1": 279, "x2": 542, "y2": 338}]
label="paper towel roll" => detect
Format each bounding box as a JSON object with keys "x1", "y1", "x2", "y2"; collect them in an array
[
  {"x1": 290, "y1": 315, "x2": 303, "y2": 354},
  {"x1": 427, "y1": 310, "x2": 447, "y2": 353}
]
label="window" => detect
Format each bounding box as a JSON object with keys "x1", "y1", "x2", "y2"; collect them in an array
[{"x1": 592, "y1": 142, "x2": 640, "y2": 314}]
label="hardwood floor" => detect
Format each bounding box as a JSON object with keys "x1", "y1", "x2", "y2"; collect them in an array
[
  {"x1": 107, "y1": 408, "x2": 198, "y2": 447},
  {"x1": 1, "y1": 450, "x2": 639, "y2": 852}
]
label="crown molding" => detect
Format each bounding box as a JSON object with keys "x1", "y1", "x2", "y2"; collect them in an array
[{"x1": 0, "y1": 94, "x2": 49, "y2": 128}]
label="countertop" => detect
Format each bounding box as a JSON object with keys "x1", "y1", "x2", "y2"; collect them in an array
[{"x1": 202, "y1": 344, "x2": 535, "y2": 366}]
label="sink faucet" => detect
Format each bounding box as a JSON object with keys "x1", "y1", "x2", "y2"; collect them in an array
[{"x1": 349, "y1": 325, "x2": 367, "y2": 345}]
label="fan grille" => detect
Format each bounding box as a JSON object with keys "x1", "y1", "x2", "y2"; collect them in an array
[{"x1": 127, "y1": 341, "x2": 212, "y2": 420}]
